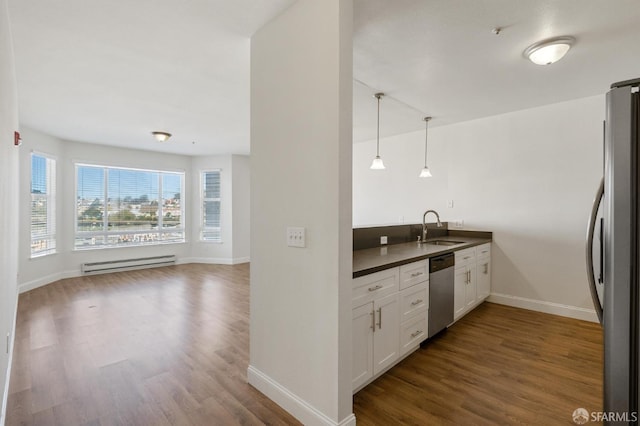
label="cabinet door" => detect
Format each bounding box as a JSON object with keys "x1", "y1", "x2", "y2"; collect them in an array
[
  {"x1": 465, "y1": 265, "x2": 477, "y2": 308},
  {"x1": 454, "y1": 267, "x2": 467, "y2": 320},
  {"x1": 372, "y1": 292, "x2": 400, "y2": 375},
  {"x1": 352, "y1": 303, "x2": 374, "y2": 391},
  {"x1": 477, "y1": 258, "x2": 491, "y2": 300}
]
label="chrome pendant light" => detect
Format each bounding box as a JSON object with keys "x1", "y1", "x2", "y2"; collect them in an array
[
  {"x1": 370, "y1": 93, "x2": 385, "y2": 170},
  {"x1": 419, "y1": 117, "x2": 432, "y2": 178}
]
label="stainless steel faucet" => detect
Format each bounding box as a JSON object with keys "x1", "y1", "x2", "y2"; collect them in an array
[{"x1": 422, "y1": 209, "x2": 443, "y2": 242}]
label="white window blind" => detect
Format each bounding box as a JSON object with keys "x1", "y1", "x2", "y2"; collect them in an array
[
  {"x1": 201, "y1": 170, "x2": 221, "y2": 242},
  {"x1": 31, "y1": 153, "x2": 56, "y2": 257},
  {"x1": 75, "y1": 164, "x2": 185, "y2": 249}
]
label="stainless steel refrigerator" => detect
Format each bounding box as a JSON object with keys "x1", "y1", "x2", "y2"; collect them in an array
[{"x1": 587, "y1": 77, "x2": 640, "y2": 422}]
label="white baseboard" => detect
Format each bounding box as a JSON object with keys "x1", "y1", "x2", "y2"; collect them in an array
[
  {"x1": 18, "y1": 269, "x2": 80, "y2": 294},
  {"x1": 18, "y1": 257, "x2": 251, "y2": 293},
  {"x1": 487, "y1": 292, "x2": 599, "y2": 323},
  {"x1": 177, "y1": 257, "x2": 249, "y2": 265},
  {"x1": 247, "y1": 365, "x2": 356, "y2": 426},
  {"x1": 1, "y1": 290, "x2": 19, "y2": 425}
]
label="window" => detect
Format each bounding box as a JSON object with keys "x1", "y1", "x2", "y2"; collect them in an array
[
  {"x1": 201, "y1": 170, "x2": 221, "y2": 242},
  {"x1": 31, "y1": 153, "x2": 56, "y2": 257},
  {"x1": 75, "y1": 164, "x2": 185, "y2": 249}
]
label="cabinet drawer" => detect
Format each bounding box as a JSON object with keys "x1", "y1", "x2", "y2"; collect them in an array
[
  {"x1": 400, "y1": 315, "x2": 428, "y2": 356},
  {"x1": 476, "y1": 243, "x2": 491, "y2": 260},
  {"x1": 399, "y1": 259, "x2": 429, "y2": 290},
  {"x1": 400, "y1": 282, "x2": 428, "y2": 322},
  {"x1": 352, "y1": 267, "x2": 399, "y2": 308},
  {"x1": 455, "y1": 247, "x2": 476, "y2": 266}
]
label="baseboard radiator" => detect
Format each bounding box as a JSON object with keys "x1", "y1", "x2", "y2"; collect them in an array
[{"x1": 81, "y1": 255, "x2": 176, "y2": 275}]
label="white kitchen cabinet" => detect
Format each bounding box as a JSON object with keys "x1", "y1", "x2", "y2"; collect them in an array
[
  {"x1": 465, "y1": 265, "x2": 477, "y2": 309},
  {"x1": 352, "y1": 294, "x2": 400, "y2": 390},
  {"x1": 476, "y1": 243, "x2": 491, "y2": 300},
  {"x1": 454, "y1": 247, "x2": 477, "y2": 320},
  {"x1": 352, "y1": 274, "x2": 401, "y2": 391},
  {"x1": 454, "y1": 266, "x2": 467, "y2": 319},
  {"x1": 400, "y1": 314, "x2": 428, "y2": 355},
  {"x1": 399, "y1": 259, "x2": 428, "y2": 290},
  {"x1": 399, "y1": 281, "x2": 428, "y2": 323},
  {"x1": 372, "y1": 292, "x2": 401, "y2": 375},
  {"x1": 352, "y1": 303, "x2": 374, "y2": 390}
]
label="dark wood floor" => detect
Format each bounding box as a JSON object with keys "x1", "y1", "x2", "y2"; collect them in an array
[
  {"x1": 354, "y1": 302, "x2": 603, "y2": 425},
  {"x1": 6, "y1": 264, "x2": 299, "y2": 425},
  {"x1": 6, "y1": 265, "x2": 603, "y2": 425}
]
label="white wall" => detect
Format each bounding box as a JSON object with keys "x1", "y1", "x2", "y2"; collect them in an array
[
  {"x1": 18, "y1": 128, "x2": 252, "y2": 292},
  {"x1": 353, "y1": 95, "x2": 604, "y2": 321},
  {"x1": 189, "y1": 154, "x2": 250, "y2": 264},
  {"x1": 231, "y1": 155, "x2": 250, "y2": 262},
  {"x1": 249, "y1": 0, "x2": 354, "y2": 425},
  {"x1": 0, "y1": 0, "x2": 19, "y2": 421},
  {"x1": 190, "y1": 155, "x2": 233, "y2": 263}
]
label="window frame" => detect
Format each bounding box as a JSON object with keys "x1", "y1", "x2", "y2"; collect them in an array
[
  {"x1": 74, "y1": 163, "x2": 186, "y2": 250},
  {"x1": 30, "y1": 151, "x2": 57, "y2": 258},
  {"x1": 200, "y1": 169, "x2": 222, "y2": 243}
]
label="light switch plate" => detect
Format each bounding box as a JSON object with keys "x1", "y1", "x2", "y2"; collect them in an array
[{"x1": 287, "y1": 227, "x2": 306, "y2": 248}]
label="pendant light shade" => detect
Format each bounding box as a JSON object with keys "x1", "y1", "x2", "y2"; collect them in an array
[
  {"x1": 371, "y1": 156, "x2": 385, "y2": 170},
  {"x1": 419, "y1": 167, "x2": 432, "y2": 178},
  {"x1": 419, "y1": 116, "x2": 432, "y2": 178},
  {"x1": 370, "y1": 93, "x2": 386, "y2": 170}
]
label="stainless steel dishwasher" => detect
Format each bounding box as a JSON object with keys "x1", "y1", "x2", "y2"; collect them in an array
[{"x1": 428, "y1": 252, "x2": 455, "y2": 338}]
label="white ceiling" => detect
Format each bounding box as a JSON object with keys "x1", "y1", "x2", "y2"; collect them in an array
[
  {"x1": 8, "y1": 0, "x2": 295, "y2": 156},
  {"x1": 353, "y1": 0, "x2": 640, "y2": 142},
  {"x1": 9, "y1": 0, "x2": 640, "y2": 155}
]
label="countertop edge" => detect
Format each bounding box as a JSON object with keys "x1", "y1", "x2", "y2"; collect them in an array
[{"x1": 352, "y1": 238, "x2": 492, "y2": 279}]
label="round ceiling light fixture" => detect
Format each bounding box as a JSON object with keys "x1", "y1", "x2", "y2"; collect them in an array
[
  {"x1": 523, "y1": 36, "x2": 575, "y2": 65},
  {"x1": 151, "y1": 131, "x2": 172, "y2": 142}
]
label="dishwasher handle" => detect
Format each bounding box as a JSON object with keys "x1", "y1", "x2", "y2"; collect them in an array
[{"x1": 430, "y1": 253, "x2": 455, "y2": 273}]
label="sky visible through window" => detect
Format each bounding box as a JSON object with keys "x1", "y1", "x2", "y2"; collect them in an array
[
  {"x1": 76, "y1": 166, "x2": 181, "y2": 200},
  {"x1": 31, "y1": 155, "x2": 47, "y2": 194}
]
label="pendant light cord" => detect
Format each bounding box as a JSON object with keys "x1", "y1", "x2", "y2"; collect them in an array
[
  {"x1": 423, "y1": 117, "x2": 431, "y2": 167},
  {"x1": 375, "y1": 93, "x2": 383, "y2": 156}
]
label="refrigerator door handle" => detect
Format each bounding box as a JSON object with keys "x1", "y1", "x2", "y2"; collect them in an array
[{"x1": 586, "y1": 178, "x2": 604, "y2": 324}]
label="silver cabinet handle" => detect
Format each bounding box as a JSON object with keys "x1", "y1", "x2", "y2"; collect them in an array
[
  {"x1": 377, "y1": 307, "x2": 382, "y2": 329},
  {"x1": 368, "y1": 284, "x2": 383, "y2": 292},
  {"x1": 411, "y1": 299, "x2": 423, "y2": 306},
  {"x1": 371, "y1": 310, "x2": 375, "y2": 332},
  {"x1": 464, "y1": 256, "x2": 471, "y2": 260},
  {"x1": 410, "y1": 272, "x2": 423, "y2": 278},
  {"x1": 411, "y1": 330, "x2": 423, "y2": 339},
  {"x1": 483, "y1": 263, "x2": 488, "y2": 274}
]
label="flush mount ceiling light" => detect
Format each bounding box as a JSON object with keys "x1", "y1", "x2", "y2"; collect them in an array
[
  {"x1": 523, "y1": 36, "x2": 576, "y2": 65},
  {"x1": 151, "y1": 131, "x2": 172, "y2": 142},
  {"x1": 419, "y1": 117, "x2": 432, "y2": 178},
  {"x1": 370, "y1": 93, "x2": 386, "y2": 170}
]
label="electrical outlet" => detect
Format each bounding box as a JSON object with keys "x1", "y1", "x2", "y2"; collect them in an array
[
  {"x1": 287, "y1": 227, "x2": 306, "y2": 248},
  {"x1": 454, "y1": 220, "x2": 464, "y2": 228},
  {"x1": 380, "y1": 236, "x2": 388, "y2": 245},
  {"x1": 447, "y1": 200, "x2": 454, "y2": 208}
]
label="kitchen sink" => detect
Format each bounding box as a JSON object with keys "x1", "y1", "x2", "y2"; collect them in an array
[{"x1": 425, "y1": 240, "x2": 464, "y2": 246}]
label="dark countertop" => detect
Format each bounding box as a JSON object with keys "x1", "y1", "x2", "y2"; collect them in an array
[{"x1": 353, "y1": 235, "x2": 492, "y2": 278}]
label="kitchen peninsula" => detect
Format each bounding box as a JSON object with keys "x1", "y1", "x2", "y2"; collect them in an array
[{"x1": 351, "y1": 223, "x2": 492, "y2": 392}]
